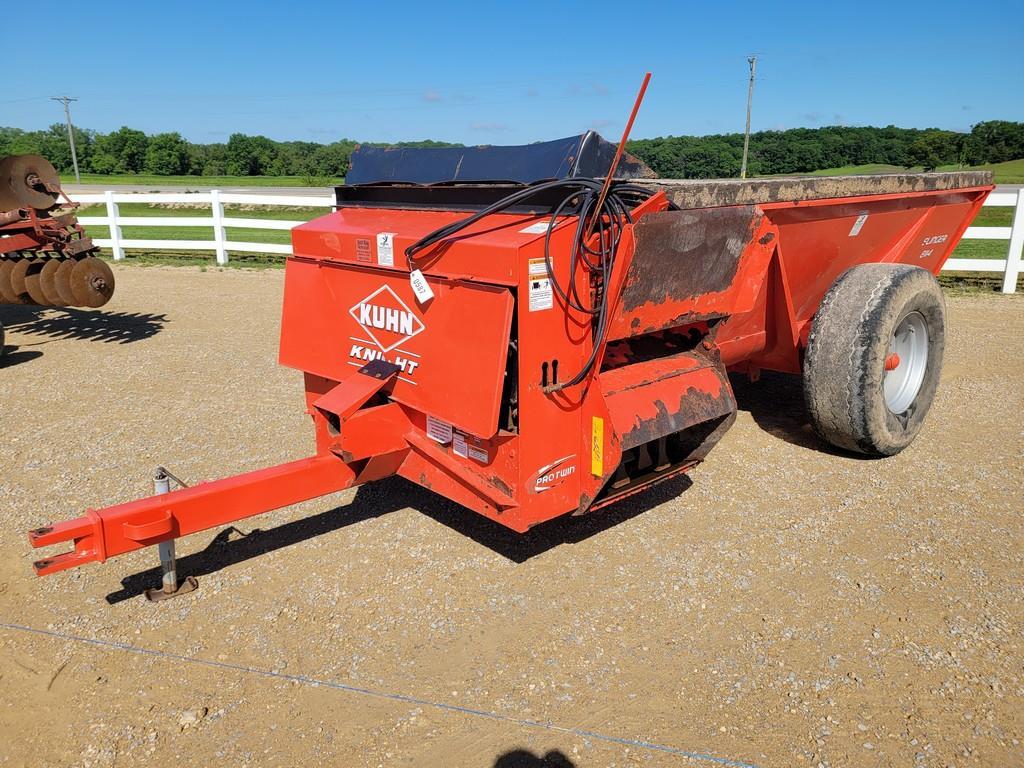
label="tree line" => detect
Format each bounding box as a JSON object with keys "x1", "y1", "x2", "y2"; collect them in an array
[
  {"x1": 1, "y1": 121, "x2": 1021, "y2": 180},
  {"x1": 628, "y1": 121, "x2": 1024, "y2": 178},
  {"x1": 0, "y1": 126, "x2": 457, "y2": 180}
]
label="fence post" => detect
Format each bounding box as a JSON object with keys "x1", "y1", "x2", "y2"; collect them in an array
[
  {"x1": 104, "y1": 190, "x2": 124, "y2": 261},
  {"x1": 1002, "y1": 188, "x2": 1024, "y2": 294},
  {"x1": 210, "y1": 189, "x2": 228, "y2": 266}
]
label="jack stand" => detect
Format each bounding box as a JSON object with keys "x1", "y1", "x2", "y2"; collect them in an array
[{"x1": 144, "y1": 468, "x2": 198, "y2": 603}]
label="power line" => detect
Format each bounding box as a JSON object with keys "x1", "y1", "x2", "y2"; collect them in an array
[
  {"x1": 51, "y1": 96, "x2": 80, "y2": 183},
  {"x1": 739, "y1": 56, "x2": 757, "y2": 179}
]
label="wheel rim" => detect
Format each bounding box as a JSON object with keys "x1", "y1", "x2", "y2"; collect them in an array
[{"x1": 884, "y1": 311, "x2": 928, "y2": 413}]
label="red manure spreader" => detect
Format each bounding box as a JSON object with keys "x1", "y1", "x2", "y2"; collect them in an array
[{"x1": 27, "y1": 130, "x2": 991, "y2": 593}]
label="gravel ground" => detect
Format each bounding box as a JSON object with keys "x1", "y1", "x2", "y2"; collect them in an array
[{"x1": 0, "y1": 266, "x2": 1022, "y2": 768}]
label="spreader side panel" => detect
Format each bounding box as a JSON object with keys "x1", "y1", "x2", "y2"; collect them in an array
[
  {"x1": 606, "y1": 207, "x2": 776, "y2": 340},
  {"x1": 762, "y1": 188, "x2": 990, "y2": 321}
]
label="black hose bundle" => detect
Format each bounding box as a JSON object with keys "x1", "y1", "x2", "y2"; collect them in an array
[{"x1": 405, "y1": 179, "x2": 659, "y2": 391}]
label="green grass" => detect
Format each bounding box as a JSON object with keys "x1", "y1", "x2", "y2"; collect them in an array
[
  {"x1": 799, "y1": 158, "x2": 1024, "y2": 184},
  {"x1": 63, "y1": 173, "x2": 343, "y2": 187},
  {"x1": 804, "y1": 163, "x2": 908, "y2": 176},
  {"x1": 938, "y1": 158, "x2": 1024, "y2": 184}
]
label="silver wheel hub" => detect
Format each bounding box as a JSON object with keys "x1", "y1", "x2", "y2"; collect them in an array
[{"x1": 884, "y1": 311, "x2": 928, "y2": 413}]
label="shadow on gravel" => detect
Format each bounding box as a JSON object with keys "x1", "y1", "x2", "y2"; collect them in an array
[
  {"x1": 1, "y1": 306, "x2": 167, "y2": 346},
  {"x1": 730, "y1": 370, "x2": 862, "y2": 458},
  {"x1": 105, "y1": 474, "x2": 694, "y2": 603},
  {"x1": 493, "y1": 749, "x2": 575, "y2": 767},
  {"x1": 0, "y1": 345, "x2": 43, "y2": 368},
  {"x1": 413, "y1": 474, "x2": 693, "y2": 563}
]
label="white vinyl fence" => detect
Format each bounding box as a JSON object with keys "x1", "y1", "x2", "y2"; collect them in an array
[
  {"x1": 947, "y1": 189, "x2": 1024, "y2": 294},
  {"x1": 76, "y1": 188, "x2": 1024, "y2": 293},
  {"x1": 75, "y1": 191, "x2": 334, "y2": 265}
]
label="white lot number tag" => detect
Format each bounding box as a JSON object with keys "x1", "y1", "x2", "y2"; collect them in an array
[
  {"x1": 376, "y1": 232, "x2": 396, "y2": 266},
  {"x1": 426, "y1": 414, "x2": 453, "y2": 444},
  {"x1": 453, "y1": 433, "x2": 488, "y2": 464},
  {"x1": 527, "y1": 257, "x2": 553, "y2": 312},
  {"x1": 848, "y1": 212, "x2": 869, "y2": 237},
  {"x1": 410, "y1": 269, "x2": 435, "y2": 303},
  {"x1": 519, "y1": 221, "x2": 551, "y2": 234}
]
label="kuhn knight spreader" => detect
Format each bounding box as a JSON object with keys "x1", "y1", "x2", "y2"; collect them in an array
[{"x1": 27, "y1": 124, "x2": 992, "y2": 590}]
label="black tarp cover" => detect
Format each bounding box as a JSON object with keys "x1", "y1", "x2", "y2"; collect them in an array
[{"x1": 345, "y1": 132, "x2": 654, "y2": 185}]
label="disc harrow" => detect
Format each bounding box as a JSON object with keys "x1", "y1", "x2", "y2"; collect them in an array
[{"x1": 0, "y1": 154, "x2": 114, "y2": 309}]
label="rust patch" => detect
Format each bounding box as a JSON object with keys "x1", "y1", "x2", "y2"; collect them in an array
[
  {"x1": 489, "y1": 475, "x2": 513, "y2": 498},
  {"x1": 625, "y1": 309, "x2": 725, "y2": 338},
  {"x1": 621, "y1": 207, "x2": 761, "y2": 313},
  {"x1": 574, "y1": 492, "x2": 594, "y2": 516},
  {"x1": 620, "y1": 385, "x2": 735, "y2": 451}
]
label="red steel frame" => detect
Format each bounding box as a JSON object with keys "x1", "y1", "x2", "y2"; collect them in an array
[{"x1": 28, "y1": 182, "x2": 992, "y2": 577}]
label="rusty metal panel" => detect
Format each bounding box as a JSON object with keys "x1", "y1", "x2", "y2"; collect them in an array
[
  {"x1": 608, "y1": 207, "x2": 764, "y2": 338},
  {"x1": 600, "y1": 351, "x2": 736, "y2": 451}
]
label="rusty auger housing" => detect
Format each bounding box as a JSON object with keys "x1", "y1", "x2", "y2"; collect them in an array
[
  {"x1": 0, "y1": 154, "x2": 114, "y2": 310},
  {"x1": 26, "y1": 133, "x2": 993, "y2": 581}
]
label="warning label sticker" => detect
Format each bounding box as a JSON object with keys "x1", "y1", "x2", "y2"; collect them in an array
[
  {"x1": 426, "y1": 414, "x2": 453, "y2": 444},
  {"x1": 529, "y1": 277, "x2": 553, "y2": 311},
  {"x1": 355, "y1": 238, "x2": 371, "y2": 263},
  {"x1": 528, "y1": 258, "x2": 552, "y2": 311},
  {"x1": 848, "y1": 213, "x2": 869, "y2": 237},
  {"x1": 453, "y1": 433, "x2": 488, "y2": 463},
  {"x1": 528, "y1": 257, "x2": 548, "y2": 277},
  {"x1": 376, "y1": 232, "x2": 396, "y2": 266}
]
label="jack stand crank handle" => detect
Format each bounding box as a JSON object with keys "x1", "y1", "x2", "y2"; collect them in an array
[{"x1": 144, "y1": 468, "x2": 198, "y2": 603}]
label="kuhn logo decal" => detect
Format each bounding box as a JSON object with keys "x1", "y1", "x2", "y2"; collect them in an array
[
  {"x1": 532, "y1": 455, "x2": 577, "y2": 493},
  {"x1": 349, "y1": 285, "x2": 425, "y2": 354}
]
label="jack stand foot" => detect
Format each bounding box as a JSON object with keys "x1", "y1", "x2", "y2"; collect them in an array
[
  {"x1": 144, "y1": 538, "x2": 198, "y2": 602},
  {"x1": 145, "y1": 575, "x2": 198, "y2": 602}
]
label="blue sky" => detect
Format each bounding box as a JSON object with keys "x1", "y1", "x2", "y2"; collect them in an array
[{"x1": 5, "y1": 0, "x2": 1022, "y2": 144}]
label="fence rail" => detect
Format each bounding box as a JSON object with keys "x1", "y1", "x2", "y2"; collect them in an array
[{"x1": 74, "y1": 188, "x2": 1024, "y2": 293}]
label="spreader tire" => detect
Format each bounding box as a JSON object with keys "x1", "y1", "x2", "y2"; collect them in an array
[{"x1": 803, "y1": 264, "x2": 945, "y2": 456}]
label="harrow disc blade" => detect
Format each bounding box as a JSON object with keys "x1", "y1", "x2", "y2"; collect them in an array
[
  {"x1": 39, "y1": 257, "x2": 67, "y2": 305},
  {"x1": 70, "y1": 257, "x2": 115, "y2": 308},
  {"x1": 0, "y1": 258, "x2": 19, "y2": 303},
  {"x1": 9, "y1": 257, "x2": 38, "y2": 304},
  {"x1": 53, "y1": 257, "x2": 79, "y2": 306},
  {"x1": 0, "y1": 155, "x2": 61, "y2": 212},
  {"x1": 24, "y1": 259, "x2": 54, "y2": 305}
]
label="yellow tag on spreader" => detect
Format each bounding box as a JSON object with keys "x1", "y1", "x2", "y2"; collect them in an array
[{"x1": 591, "y1": 416, "x2": 604, "y2": 477}]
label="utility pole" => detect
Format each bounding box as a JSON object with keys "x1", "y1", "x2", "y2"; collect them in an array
[
  {"x1": 739, "y1": 56, "x2": 757, "y2": 180},
  {"x1": 51, "y1": 96, "x2": 81, "y2": 183}
]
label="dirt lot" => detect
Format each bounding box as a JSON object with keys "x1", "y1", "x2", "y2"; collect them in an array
[{"x1": 1, "y1": 266, "x2": 1022, "y2": 768}]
